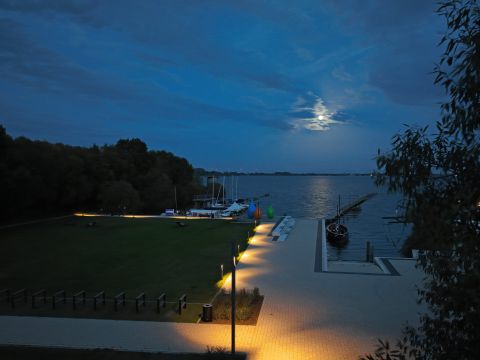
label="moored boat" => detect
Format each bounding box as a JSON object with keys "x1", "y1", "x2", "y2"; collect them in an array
[{"x1": 326, "y1": 222, "x2": 349, "y2": 247}]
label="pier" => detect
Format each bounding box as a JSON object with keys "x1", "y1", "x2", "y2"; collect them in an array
[{"x1": 330, "y1": 192, "x2": 377, "y2": 220}]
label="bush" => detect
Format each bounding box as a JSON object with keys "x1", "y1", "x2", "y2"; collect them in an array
[{"x1": 212, "y1": 288, "x2": 262, "y2": 321}]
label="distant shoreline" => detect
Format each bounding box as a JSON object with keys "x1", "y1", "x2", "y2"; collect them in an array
[{"x1": 195, "y1": 171, "x2": 372, "y2": 177}]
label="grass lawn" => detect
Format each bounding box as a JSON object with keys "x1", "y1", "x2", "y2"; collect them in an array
[
  {"x1": 0, "y1": 346, "x2": 246, "y2": 359},
  {"x1": 0, "y1": 216, "x2": 253, "y2": 321}
]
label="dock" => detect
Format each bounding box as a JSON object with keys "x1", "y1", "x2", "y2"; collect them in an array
[{"x1": 330, "y1": 192, "x2": 377, "y2": 220}]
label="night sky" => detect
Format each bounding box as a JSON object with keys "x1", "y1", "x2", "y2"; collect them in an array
[{"x1": 0, "y1": 0, "x2": 445, "y2": 172}]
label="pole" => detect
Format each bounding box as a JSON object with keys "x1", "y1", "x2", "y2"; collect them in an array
[
  {"x1": 212, "y1": 176, "x2": 215, "y2": 206},
  {"x1": 223, "y1": 176, "x2": 225, "y2": 205},
  {"x1": 231, "y1": 241, "x2": 236, "y2": 355},
  {"x1": 174, "y1": 186, "x2": 178, "y2": 213}
]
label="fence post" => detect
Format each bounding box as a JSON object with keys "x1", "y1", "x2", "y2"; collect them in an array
[
  {"x1": 135, "y1": 293, "x2": 145, "y2": 313},
  {"x1": 156, "y1": 293, "x2": 166, "y2": 313},
  {"x1": 114, "y1": 292, "x2": 125, "y2": 312},
  {"x1": 52, "y1": 290, "x2": 65, "y2": 309},
  {"x1": 31, "y1": 289, "x2": 46, "y2": 309},
  {"x1": 178, "y1": 294, "x2": 186, "y2": 315},
  {"x1": 11, "y1": 289, "x2": 27, "y2": 309}
]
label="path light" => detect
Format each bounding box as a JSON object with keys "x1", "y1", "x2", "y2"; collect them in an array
[
  {"x1": 231, "y1": 241, "x2": 237, "y2": 356},
  {"x1": 220, "y1": 264, "x2": 224, "y2": 279}
]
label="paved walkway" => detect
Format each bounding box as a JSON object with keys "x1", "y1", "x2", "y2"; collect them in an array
[{"x1": 0, "y1": 219, "x2": 424, "y2": 359}]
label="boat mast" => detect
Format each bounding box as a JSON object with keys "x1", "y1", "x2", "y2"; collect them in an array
[
  {"x1": 212, "y1": 176, "x2": 215, "y2": 207},
  {"x1": 215, "y1": 177, "x2": 222, "y2": 205},
  {"x1": 222, "y1": 176, "x2": 225, "y2": 205}
]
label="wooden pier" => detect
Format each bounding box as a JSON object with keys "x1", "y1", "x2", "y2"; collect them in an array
[{"x1": 330, "y1": 192, "x2": 377, "y2": 220}]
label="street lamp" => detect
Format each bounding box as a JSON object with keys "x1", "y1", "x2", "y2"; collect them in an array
[{"x1": 231, "y1": 241, "x2": 236, "y2": 355}]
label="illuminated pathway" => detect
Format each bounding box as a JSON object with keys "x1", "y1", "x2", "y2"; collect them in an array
[{"x1": 0, "y1": 219, "x2": 423, "y2": 359}]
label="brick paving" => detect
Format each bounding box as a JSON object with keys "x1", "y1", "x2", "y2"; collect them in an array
[{"x1": 0, "y1": 219, "x2": 424, "y2": 359}]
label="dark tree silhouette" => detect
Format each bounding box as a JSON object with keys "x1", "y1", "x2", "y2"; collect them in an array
[
  {"x1": 362, "y1": 1, "x2": 480, "y2": 359},
  {"x1": 0, "y1": 127, "x2": 202, "y2": 221}
]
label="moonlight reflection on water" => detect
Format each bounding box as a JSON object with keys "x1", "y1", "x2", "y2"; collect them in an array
[{"x1": 236, "y1": 175, "x2": 410, "y2": 260}]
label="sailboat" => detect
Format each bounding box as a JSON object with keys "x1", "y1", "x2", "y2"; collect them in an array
[{"x1": 326, "y1": 196, "x2": 349, "y2": 247}]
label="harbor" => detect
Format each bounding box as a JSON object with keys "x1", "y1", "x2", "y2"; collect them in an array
[{"x1": 232, "y1": 175, "x2": 410, "y2": 261}]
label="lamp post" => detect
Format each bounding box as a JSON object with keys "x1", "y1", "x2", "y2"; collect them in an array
[{"x1": 231, "y1": 241, "x2": 236, "y2": 355}]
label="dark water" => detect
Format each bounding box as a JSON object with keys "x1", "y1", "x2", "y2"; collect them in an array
[{"x1": 234, "y1": 175, "x2": 410, "y2": 261}]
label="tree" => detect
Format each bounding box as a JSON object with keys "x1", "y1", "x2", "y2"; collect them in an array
[
  {"x1": 1, "y1": 128, "x2": 200, "y2": 220},
  {"x1": 363, "y1": 1, "x2": 480, "y2": 359},
  {"x1": 98, "y1": 180, "x2": 141, "y2": 214}
]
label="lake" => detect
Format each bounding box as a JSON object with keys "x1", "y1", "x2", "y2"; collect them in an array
[{"x1": 234, "y1": 175, "x2": 410, "y2": 261}]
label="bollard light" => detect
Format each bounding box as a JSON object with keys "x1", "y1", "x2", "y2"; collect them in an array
[
  {"x1": 231, "y1": 241, "x2": 237, "y2": 355},
  {"x1": 220, "y1": 264, "x2": 224, "y2": 279}
]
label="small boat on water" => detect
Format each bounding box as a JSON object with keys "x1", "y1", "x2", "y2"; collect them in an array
[
  {"x1": 326, "y1": 222, "x2": 349, "y2": 247},
  {"x1": 326, "y1": 196, "x2": 349, "y2": 247}
]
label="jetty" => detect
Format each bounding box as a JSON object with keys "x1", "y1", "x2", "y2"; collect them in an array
[{"x1": 330, "y1": 192, "x2": 377, "y2": 221}]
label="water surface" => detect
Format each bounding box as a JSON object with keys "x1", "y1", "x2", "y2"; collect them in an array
[{"x1": 234, "y1": 175, "x2": 410, "y2": 260}]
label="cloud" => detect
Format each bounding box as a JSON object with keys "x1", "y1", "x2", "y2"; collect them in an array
[
  {"x1": 323, "y1": 0, "x2": 444, "y2": 106},
  {"x1": 323, "y1": 0, "x2": 436, "y2": 38},
  {"x1": 0, "y1": 18, "x2": 133, "y2": 99},
  {"x1": 1, "y1": 0, "x2": 301, "y2": 93},
  {"x1": 0, "y1": 0, "x2": 95, "y2": 14},
  {"x1": 331, "y1": 65, "x2": 353, "y2": 82},
  {"x1": 290, "y1": 93, "x2": 344, "y2": 131}
]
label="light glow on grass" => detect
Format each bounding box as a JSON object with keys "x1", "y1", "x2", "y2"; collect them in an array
[
  {"x1": 73, "y1": 212, "x2": 235, "y2": 220},
  {"x1": 74, "y1": 212, "x2": 101, "y2": 217}
]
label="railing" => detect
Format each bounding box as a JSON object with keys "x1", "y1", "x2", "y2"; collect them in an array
[
  {"x1": 135, "y1": 292, "x2": 146, "y2": 313},
  {"x1": 72, "y1": 290, "x2": 86, "y2": 310},
  {"x1": 114, "y1": 292, "x2": 126, "y2": 312},
  {"x1": 10, "y1": 289, "x2": 27, "y2": 309},
  {"x1": 178, "y1": 294, "x2": 187, "y2": 315},
  {"x1": 1, "y1": 289, "x2": 199, "y2": 318},
  {"x1": 156, "y1": 293, "x2": 166, "y2": 313},
  {"x1": 93, "y1": 291, "x2": 106, "y2": 311},
  {"x1": 31, "y1": 289, "x2": 46, "y2": 309},
  {"x1": 52, "y1": 290, "x2": 66, "y2": 309}
]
